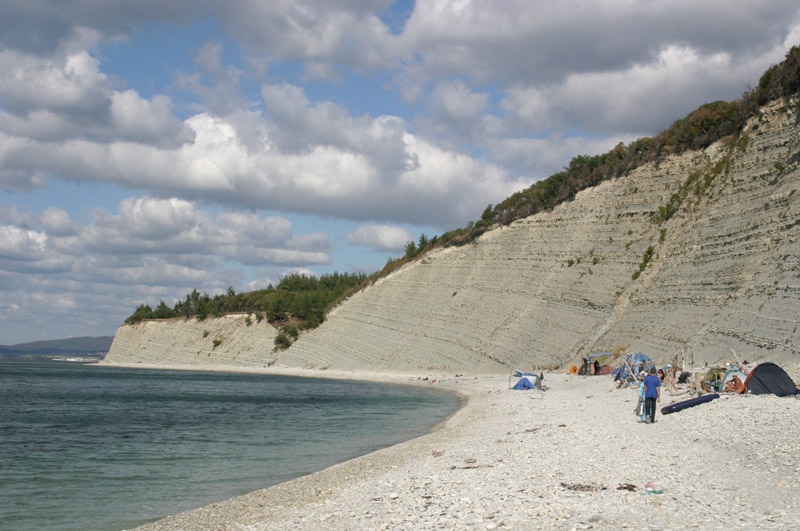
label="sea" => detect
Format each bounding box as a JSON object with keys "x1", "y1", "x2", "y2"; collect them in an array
[{"x1": 0, "y1": 359, "x2": 461, "y2": 531}]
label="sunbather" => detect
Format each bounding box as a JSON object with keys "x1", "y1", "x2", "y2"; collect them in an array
[{"x1": 722, "y1": 375, "x2": 743, "y2": 393}]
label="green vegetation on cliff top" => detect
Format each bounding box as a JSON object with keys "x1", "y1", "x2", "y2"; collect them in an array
[{"x1": 125, "y1": 272, "x2": 368, "y2": 330}]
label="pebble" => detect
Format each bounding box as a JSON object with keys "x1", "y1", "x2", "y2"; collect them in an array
[{"x1": 132, "y1": 371, "x2": 800, "y2": 531}]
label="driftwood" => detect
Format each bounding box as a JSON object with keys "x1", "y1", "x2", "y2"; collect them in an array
[{"x1": 561, "y1": 482, "x2": 606, "y2": 492}]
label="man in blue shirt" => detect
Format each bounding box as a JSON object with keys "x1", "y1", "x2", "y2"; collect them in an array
[{"x1": 643, "y1": 367, "x2": 661, "y2": 423}]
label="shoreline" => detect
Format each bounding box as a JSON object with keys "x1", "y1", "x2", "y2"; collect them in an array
[
  {"x1": 112, "y1": 362, "x2": 482, "y2": 530},
  {"x1": 118, "y1": 363, "x2": 800, "y2": 530}
]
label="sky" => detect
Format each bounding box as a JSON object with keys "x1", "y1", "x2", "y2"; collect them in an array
[{"x1": 1, "y1": 1, "x2": 799, "y2": 344}]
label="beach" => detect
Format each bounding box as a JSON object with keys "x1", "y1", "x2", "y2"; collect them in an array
[{"x1": 129, "y1": 366, "x2": 800, "y2": 530}]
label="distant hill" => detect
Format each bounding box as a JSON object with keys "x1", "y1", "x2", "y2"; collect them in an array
[{"x1": 0, "y1": 336, "x2": 113, "y2": 359}]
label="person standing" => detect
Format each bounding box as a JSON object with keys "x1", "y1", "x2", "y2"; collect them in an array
[
  {"x1": 635, "y1": 375, "x2": 647, "y2": 422},
  {"x1": 643, "y1": 367, "x2": 661, "y2": 423}
]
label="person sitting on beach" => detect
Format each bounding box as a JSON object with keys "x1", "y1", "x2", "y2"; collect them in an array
[
  {"x1": 722, "y1": 375, "x2": 743, "y2": 393},
  {"x1": 643, "y1": 368, "x2": 661, "y2": 424},
  {"x1": 657, "y1": 368, "x2": 665, "y2": 381}
]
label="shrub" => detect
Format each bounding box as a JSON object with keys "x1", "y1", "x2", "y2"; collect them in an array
[
  {"x1": 124, "y1": 304, "x2": 154, "y2": 325},
  {"x1": 274, "y1": 333, "x2": 291, "y2": 349},
  {"x1": 633, "y1": 246, "x2": 656, "y2": 279}
]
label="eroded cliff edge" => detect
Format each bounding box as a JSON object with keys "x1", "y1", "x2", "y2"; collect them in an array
[
  {"x1": 105, "y1": 98, "x2": 800, "y2": 374},
  {"x1": 106, "y1": 314, "x2": 278, "y2": 368}
]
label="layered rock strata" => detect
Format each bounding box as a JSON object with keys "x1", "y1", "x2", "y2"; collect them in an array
[
  {"x1": 106, "y1": 314, "x2": 277, "y2": 368},
  {"x1": 105, "y1": 98, "x2": 800, "y2": 374}
]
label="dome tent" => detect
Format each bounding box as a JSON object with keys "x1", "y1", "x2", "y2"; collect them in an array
[
  {"x1": 742, "y1": 362, "x2": 799, "y2": 396},
  {"x1": 512, "y1": 377, "x2": 535, "y2": 390}
]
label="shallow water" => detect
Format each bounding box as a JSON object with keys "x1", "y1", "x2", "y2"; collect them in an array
[{"x1": 0, "y1": 360, "x2": 459, "y2": 530}]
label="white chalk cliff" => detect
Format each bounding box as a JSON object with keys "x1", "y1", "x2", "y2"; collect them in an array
[
  {"x1": 106, "y1": 314, "x2": 277, "y2": 368},
  {"x1": 105, "y1": 98, "x2": 800, "y2": 375}
]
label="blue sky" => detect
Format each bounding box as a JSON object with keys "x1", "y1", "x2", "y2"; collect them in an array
[{"x1": 1, "y1": 0, "x2": 799, "y2": 343}]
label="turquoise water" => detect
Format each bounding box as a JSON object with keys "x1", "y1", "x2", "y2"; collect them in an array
[{"x1": 0, "y1": 360, "x2": 460, "y2": 530}]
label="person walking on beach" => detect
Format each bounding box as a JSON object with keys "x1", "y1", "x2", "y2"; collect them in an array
[
  {"x1": 643, "y1": 367, "x2": 661, "y2": 424},
  {"x1": 635, "y1": 374, "x2": 647, "y2": 422}
]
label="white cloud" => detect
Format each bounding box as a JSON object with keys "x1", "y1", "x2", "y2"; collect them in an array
[
  {"x1": 0, "y1": 225, "x2": 48, "y2": 260},
  {"x1": 1, "y1": 79, "x2": 528, "y2": 227},
  {"x1": 430, "y1": 81, "x2": 489, "y2": 126},
  {"x1": 72, "y1": 196, "x2": 333, "y2": 264},
  {"x1": 3, "y1": 5, "x2": 798, "y2": 225},
  {"x1": 219, "y1": 0, "x2": 401, "y2": 73},
  {"x1": 398, "y1": 0, "x2": 800, "y2": 88},
  {"x1": 499, "y1": 44, "x2": 784, "y2": 136},
  {"x1": 260, "y1": 82, "x2": 411, "y2": 182},
  {"x1": 0, "y1": 196, "x2": 334, "y2": 283},
  {"x1": 115, "y1": 196, "x2": 199, "y2": 240},
  {"x1": 0, "y1": 225, "x2": 74, "y2": 274},
  {"x1": 0, "y1": 39, "x2": 193, "y2": 150},
  {"x1": 110, "y1": 90, "x2": 194, "y2": 145},
  {"x1": 282, "y1": 267, "x2": 316, "y2": 278},
  {"x1": 346, "y1": 224, "x2": 413, "y2": 252},
  {"x1": 244, "y1": 276, "x2": 279, "y2": 291},
  {"x1": 0, "y1": 45, "x2": 108, "y2": 114},
  {"x1": 0, "y1": 196, "x2": 340, "y2": 341},
  {"x1": 74, "y1": 256, "x2": 207, "y2": 287},
  {"x1": 40, "y1": 207, "x2": 80, "y2": 236}
]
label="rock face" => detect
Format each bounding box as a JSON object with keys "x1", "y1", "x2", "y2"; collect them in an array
[
  {"x1": 105, "y1": 98, "x2": 800, "y2": 374},
  {"x1": 105, "y1": 314, "x2": 278, "y2": 368}
]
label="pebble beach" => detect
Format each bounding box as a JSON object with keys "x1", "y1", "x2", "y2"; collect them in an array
[{"x1": 131, "y1": 366, "x2": 800, "y2": 531}]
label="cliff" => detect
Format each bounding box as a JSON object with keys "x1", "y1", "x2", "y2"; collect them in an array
[
  {"x1": 105, "y1": 314, "x2": 277, "y2": 368},
  {"x1": 104, "y1": 98, "x2": 800, "y2": 375}
]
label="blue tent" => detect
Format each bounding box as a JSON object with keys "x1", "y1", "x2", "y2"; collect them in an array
[
  {"x1": 512, "y1": 377, "x2": 535, "y2": 390},
  {"x1": 615, "y1": 353, "x2": 655, "y2": 380}
]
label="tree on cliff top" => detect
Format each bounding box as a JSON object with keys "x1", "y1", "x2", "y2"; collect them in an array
[{"x1": 124, "y1": 272, "x2": 368, "y2": 328}]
